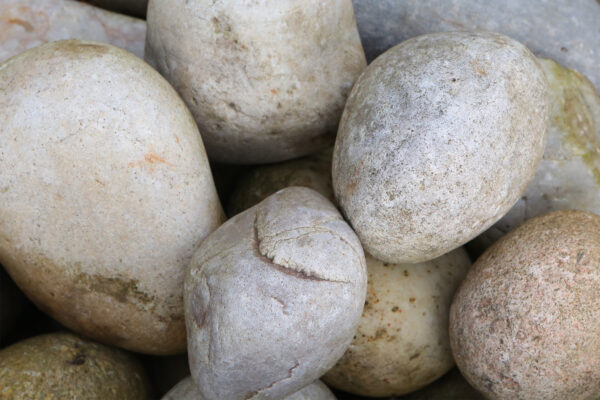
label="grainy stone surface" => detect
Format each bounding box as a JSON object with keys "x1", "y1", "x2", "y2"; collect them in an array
[
  {"x1": 473, "y1": 58, "x2": 600, "y2": 252},
  {"x1": 0, "y1": 0, "x2": 146, "y2": 62},
  {"x1": 352, "y1": 0, "x2": 600, "y2": 92},
  {"x1": 80, "y1": 0, "x2": 148, "y2": 18},
  {"x1": 0, "y1": 332, "x2": 151, "y2": 399},
  {"x1": 450, "y1": 210, "x2": 600, "y2": 400},
  {"x1": 0, "y1": 40, "x2": 224, "y2": 355},
  {"x1": 227, "y1": 147, "x2": 333, "y2": 216},
  {"x1": 145, "y1": 0, "x2": 366, "y2": 164},
  {"x1": 333, "y1": 31, "x2": 550, "y2": 264},
  {"x1": 185, "y1": 187, "x2": 367, "y2": 400},
  {"x1": 323, "y1": 249, "x2": 471, "y2": 397},
  {"x1": 163, "y1": 378, "x2": 337, "y2": 400}
]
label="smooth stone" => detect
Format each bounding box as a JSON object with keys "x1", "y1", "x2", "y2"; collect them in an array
[
  {"x1": 0, "y1": 332, "x2": 151, "y2": 399},
  {"x1": 352, "y1": 0, "x2": 600, "y2": 92},
  {"x1": 0, "y1": 0, "x2": 146, "y2": 62}
]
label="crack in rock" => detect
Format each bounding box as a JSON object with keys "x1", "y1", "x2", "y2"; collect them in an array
[
  {"x1": 252, "y1": 214, "x2": 348, "y2": 283},
  {"x1": 244, "y1": 361, "x2": 300, "y2": 399}
]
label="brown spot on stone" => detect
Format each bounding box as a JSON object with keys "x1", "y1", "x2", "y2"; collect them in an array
[
  {"x1": 270, "y1": 89, "x2": 278, "y2": 95},
  {"x1": 94, "y1": 178, "x2": 105, "y2": 186},
  {"x1": 8, "y1": 18, "x2": 33, "y2": 32},
  {"x1": 409, "y1": 297, "x2": 416, "y2": 303},
  {"x1": 68, "y1": 352, "x2": 86, "y2": 366},
  {"x1": 75, "y1": 273, "x2": 153, "y2": 305},
  {"x1": 144, "y1": 152, "x2": 175, "y2": 167}
]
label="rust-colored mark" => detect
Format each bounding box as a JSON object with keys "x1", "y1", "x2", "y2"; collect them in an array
[
  {"x1": 409, "y1": 297, "x2": 416, "y2": 303},
  {"x1": 144, "y1": 152, "x2": 175, "y2": 167},
  {"x1": 270, "y1": 89, "x2": 278, "y2": 95},
  {"x1": 174, "y1": 134, "x2": 180, "y2": 144},
  {"x1": 470, "y1": 60, "x2": 487, "y2": 77},
  {"x1": 8, "y1": 18, "x2": 33, "y2": 32},
  {"x1": 94, "y1": 179, "x2": 105, "y2": 186}
]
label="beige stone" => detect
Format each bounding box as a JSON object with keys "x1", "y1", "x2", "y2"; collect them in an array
[
  {"x1": 145, "y1": 0, "x2": 366, "y2": 164},
  {"x1": 0, "y1": 332, "x2": 151, "y2": 399},
  {"x1": 0, "y1": 0, "x2": 146, "y2": 62},
  {"x1": 227, "y1": 147, "x2": 333, "y2": 216},
  {"x1": 333, "y1": 31, "x2": 550, "y2": 264},
  {"x1": 450, "y1": 210, "x2": 600, "y2": 400},
  {"x1": 323, "y1": 249, "x2": 471, "y2": 397},
  {"x1": 185, "y1": 187, "x2": 367, "y2": 400},
  {"x1": 0, "y1": 40, "x2": 224, "y2": 355}
]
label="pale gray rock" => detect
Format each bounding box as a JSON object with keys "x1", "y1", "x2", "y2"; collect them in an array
[
  {"x1": 323, "y1": 249, "x2": 471, "y2": 397},
  {"x1": 185, "y1": 187, "x2": 367, "y2": 400},
  {"x1": 0, "y1": 0, "x2": 146, "y2": 61},
  {"x1": 145, "y1": 0, "x2": 366, "y2": 164},
  {"x1": 473, "y1": 58, "x2": 600, "y2": 252},
  {"x1": 0, "y1": 40, "x2": 224, "y2": 355},
  {"x1": 333, "y1": 31, "x2": 550, "y2": 264},
  {"x1": 451, "y1": 211, "x2": 600, "y2": 400},
  {"x1": 352, "y1": 0, "x2": 600, "y2": 92},
  {"x1": 163, "y1": 378, "x2": 337, "y2": 400}
]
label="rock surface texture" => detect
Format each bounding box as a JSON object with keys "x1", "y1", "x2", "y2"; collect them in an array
[
  {"x1": 0, "y1": 40, "x2": 224, "y2": 354},
  {"x1": 451, "y1": 211, "x2": 600, "y2": 400},
  {"x1": 352, "y1": 0, "x2": 600, "y2": 92},
  {"x1": 0, "y1": 0, "x2": 146, "y2": 62},
  {"x1": 474, "y1": 58, "x2": 600, "y2": 250},
  {"x1": 145, "y1": 0, "x2": 366, "y2": 164},
  {"x1": 0, "y1": 332, "x2": 151, "y2": 399},
  {"x1": 323, "y1": 249, "x2": 471, "y2": 397},
  {"x1": 185, "y1": 187, "x2": 367, "y2": 400},
  {"x1": 333, "y1": 31, "x2": 550, "y2": 264}
]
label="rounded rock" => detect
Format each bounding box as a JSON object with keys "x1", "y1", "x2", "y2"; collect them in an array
[
  {"x1": 185, "y1": 187, "x2": 367, "y2": 400},
  {"x1": 323, "y1": 249, "x2": 471, "y2": 397},
  {"x1": 0, "y1": 332, "x2": 151, "y2": 399},
  {"x1": 450, "y1": 210, "x2": 600, "y2": 400},
  {"x1": 333, "y1": 31, "x2": 550, "y2": 264},
  {"x1": 145, "y1": 0, "x2": 366, "y2": 164},
  {"x1": 0, "y1": 40, "x2": 224, "y2": 354}
]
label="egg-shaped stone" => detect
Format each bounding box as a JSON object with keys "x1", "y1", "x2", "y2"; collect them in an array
[
  {"x1": 185, "y1": 187, "x2": 367, "y2": 400},
  {"x1": 145, "y1": 0, "x2": 366, "y2": 164},
  {"x1": 333, "y1": 31, "x2": 550, "y2": 264},
  {"x1": 0, "y1": 40, "x2": 224, "y2": 354},
  {"x1": 450, "y1": 210, "x2": 600, "y2": 400}
]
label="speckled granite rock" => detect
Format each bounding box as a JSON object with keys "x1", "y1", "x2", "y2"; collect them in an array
[
  {"x1": 0, "y1": 40, "x2": 224, "y2": 355},
  {"x1": 163, "y1": 378, "x2": 337, "y2": 400},
  {"x1": 352, "y1": 0, "x2": 600, "y2": 92},
  {"x1": 185, "y1": 187, "x2": 367, "y2": 400},
  {"x1": 323, "y1": 249, "x2": 471, "y2": 397},
  {"x1": 227, "y1": 147, "x2": 333, "y2": 216},
  {"x1": 145, "y1": 0, "x2": 366, "y2": 164},
  {"x1": 0, "y1": 332, "x2": 151, "y2": 399},
  {"x1": 451, "y1": 211, "x2": 600, "y2": 400},
  {"x1": 473, "y1": 58, "x2": 600, "y2": 252},
  {"x1": 80, "y1": 0, "x2": 148, "y2": 18},
  {"x1": 333, "y1": 31, "x2": 550, "y2": 264},
  {"x1": 0, "y1": 0, "x2": 146, "y2": 62}
]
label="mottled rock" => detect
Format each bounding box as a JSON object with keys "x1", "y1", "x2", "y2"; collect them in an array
[
  {"x1": 163, "y1": 378, "x2": 336, "y2": 400},
  {"x1": 323, "y1": 249, "x2": 471, "y2": 397},
  {"x1": 0, "y1": 0, "x2": 146, "y2": 61},
  {"x1": 227, "y1": 147, "x2": 333, "y2": 216},
  {"x1": 450, "y1": 211, "x2": 600, "y2": 400},
  {"x1": 0, "y1": 40, "x2": 224, "y2": 354},
  {"x1": 473, "y1": 58, "x2": 600, "y2": 252},
  {"x1": 0, "y1": 332, "x2": 151, "y2": 399},
  {"x1": 185, "y1": 187, "x2": 367, "y2": 400},
  {"x1": 145, "y1": 0, "x2": 366, "y2": 164},
  {"x1": 333, "y1": 31, "x2": 550, "y2": 264},
  {"x1": 352, "y1": 0, "x2": 600, "y2": 92}
]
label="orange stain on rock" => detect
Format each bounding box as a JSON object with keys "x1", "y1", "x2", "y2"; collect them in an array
[
  {"x1": 144, "y1": 152, "x2": 175, "y2": 167},
  {"x1": 8, "y1": 18, "x2": 33, "y2": 32}
]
